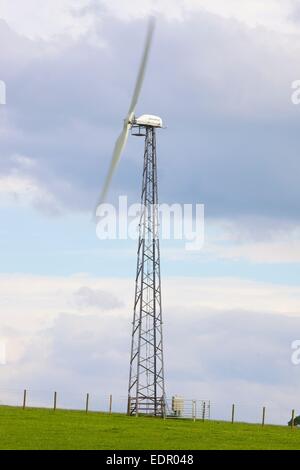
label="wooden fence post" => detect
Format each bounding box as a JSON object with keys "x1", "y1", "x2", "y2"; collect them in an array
[
  {"x1": 231, "y1": 404, "x2": 235, "y2": 424},
  {"x1": 262, "y1": 407, "x2": 266, "y2": 427},
  {"x1": 202, "y1": 402, "x2": 206, "y2": 422},
  {"x1": 109, "y1": 395, "x2": 113, "y2": 414},
  {"x1": 53, "y1": 392, "x2": 57, "y2": 412},
  {"x1": 86, "y1": 393, "x2": 89, "y2": 414},
  {"x1": 23, "y1": 390, "x2": 27, "y2": 410},
  {"x1": 192, "y1": 400, "x2": 196, "y2": 422},
  {"x1": 127, "y1": 396, "x2": 131, "y2": 416},
  {"x1": 291, "y1": 409, "x2": 295, "y2": 429},
  {"x1": 162, "y1": 398, "x2": 166, "y2": 420}
]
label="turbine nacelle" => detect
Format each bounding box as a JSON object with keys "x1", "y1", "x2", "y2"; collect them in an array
[{"x1": 134, "y1": 114, "x2": 163, "y2": 128}]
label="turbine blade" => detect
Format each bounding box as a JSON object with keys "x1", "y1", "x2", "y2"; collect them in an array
[
  {"x1": 96, "y1": 121, "x2": 130, "y2": 213},
  {"x1": 95, "y1": 18, "x2": 155, "y2": 217},
  {"x1": 127, "y1": 18, "x2": 155, "y2": 118}
]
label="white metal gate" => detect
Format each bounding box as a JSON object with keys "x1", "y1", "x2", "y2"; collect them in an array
[{"x1": 165, "y1": 397, "x2": 210, "y2": 420}]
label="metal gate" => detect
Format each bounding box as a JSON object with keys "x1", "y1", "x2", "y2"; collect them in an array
[{"x1": 165, "y1": 397, "x2": 211, "y2": 420}]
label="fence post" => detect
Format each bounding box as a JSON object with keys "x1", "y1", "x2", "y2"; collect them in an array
[
  {"x1": 23, "y1": 390, "x2": 27, "y2": 410},
  {"x1": 291, "y1": 410, "x2": 295, "y2": 429},
  {"x1": 262, "y1": 407, "x2": 266, "y2": 427},
  {"x1": 127, "y1": 396, "x2": 131, "y2": 416},
  {"x1": 231, "y1": 404, "x2": 235, "y2": 424},
  {"x1": 53, "y1": 392, "x2": 57, "y2": 412},
  {"x1": 192, "y1": 400, "x2": 196, "y2": 422},
  {"x1": 202, "y1": 401, "x2": 206, "y2": 422},
  {"x1": 162, "y1": 398, "x2": 166, "y2": 420},
  {"x1": 86, "y1": 393, "x2": 89, "y2": 414},
  {"x1": 109, "y1": 395, "x2": 113, "y2": 414}
]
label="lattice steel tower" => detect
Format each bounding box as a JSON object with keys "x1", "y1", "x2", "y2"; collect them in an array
[
  {"x1": 128, "y1": 122, "x2": 165, "y2": 416},
  {"x1": 96, "y1": 21, "x2": 166, "y2": 417}
]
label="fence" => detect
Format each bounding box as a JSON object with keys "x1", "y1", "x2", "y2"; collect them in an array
[
  {"x1": 0, "y1": 389, "x2": 211, "y2": 420},
  {"x1": 0, "y1": 388, "x2": 298, "y2": 427},
  {"x1": 0, "y1": 388, "x2": 119, "y2": 414}
]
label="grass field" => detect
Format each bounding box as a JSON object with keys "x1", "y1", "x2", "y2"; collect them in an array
[{"x1": 0, "y1": 406, "x2": 299, "y2": 450}]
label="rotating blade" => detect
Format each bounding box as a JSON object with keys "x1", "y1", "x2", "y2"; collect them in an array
[
  {"x1": 95, "y1": 18, "x2": 155, "y2": 217},
  {"x1": 127, "y1": 17, "x2": 155, "y2": 119},
  {"x1": 96, "y1": 121, "x2": 130, "y2": 214}
]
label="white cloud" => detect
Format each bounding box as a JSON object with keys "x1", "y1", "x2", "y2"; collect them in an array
[
  {"x1": 0, "y1": 273, "x2": 300, "y2": 422},
  {"x1": 212, "y1": 239, "x2": 300, "y2": 264},
  {"x1": 164, "y1": 219, "x2": 300, "y2": 265},
  {"x1": 74, "y1": 286, "x2": 124, "y2": 310},
  {"x1": 0, "y1": 0, "x2": 299, "y2": 40},
  {"x1": 84, "y1": 0, "x2": 300, "y2": 36},
  {"x1": 0, "y1": 173, "x2": 61, "y2": 214},
  {"x1": 185, "y1": 0, "x2": 299, "y2": 35},
  {"x1": 0, "y1": 0, "x2": 93, "y2": 40},
  {"x1": 0, "y1": 273, "x2": 300, "y2": 369},
  {"x1": 1, "y1": 273, "x2": 300, "y2": 331},
  {"x1": 205, "y1": 220, "x2": 300, "y2": 264}
]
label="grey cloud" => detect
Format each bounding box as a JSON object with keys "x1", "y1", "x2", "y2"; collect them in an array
[
  {"x1": 1, "y1": 12, "x2": 300, "y2": 225},
  {"x1": 14, "y1": 312, "x2": 130, "y2": 394},
  {"x1": 74, "y1": 286, "x2": 124, "y2": 310},
  {"x1": 165, "y1": 308, "x2": 300, "y2": 386},
  {"x1": 2, "y1": 308, "x2": 300, "y2": 423},
  {"x1": 0, "y1": 19, "x2": 45, "y2": 74},
  {"x1": 288, "y1": 1, "x2": 300, "y2": 24},
  {"x1": 70, "y1": 0, "x2": 106, "y2": 17},
  {"x1": 47, "y1": 313, "x2": 129, "y2": 379}
]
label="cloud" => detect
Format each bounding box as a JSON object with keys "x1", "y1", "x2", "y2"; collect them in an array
[
  {"x1": 0, "y1": 273, "x2": 300, "y2": 422},
  {"x1": 0, "y1": 11, "x2": 299, "y2": 229},
  {"x1": 1, "y1": 273, "x2": 300, "y2": 329},
  {"x1": 2, "y1": 0, "x2": 298, "y2": 40},
  {"x1": 161, "y1": 217, "x2": 300, "y2": 265},
  {"x1": 185, "y1": 0, "x2": 300, "y2": 35},
  {"x1": 79, "y1": 0, "x2": 300, "y2": 36},
  {"x1": 167, "y1": 309, "x2": 296, "y2": 384},
  {"x1": 74, "y1": 286, "x2": 124, "y2": 310},
  {"x1": 211, "y1": 239, "x2": 300, "y2": 264},
  {"x1": 203, "y1": 219, "x2": 300, "y2": 264},
  {"x1": 0, "y1": 0, "x2": 94, "y2": 40},
  {"x1": 0, "y1": 154, "x2": 62, "y2": 214},
  {"x1": 0, "y1": 174, "x2": 61, "y2": 215},
  {"x1": 0, "y1": 1, "x2": 299, "y2": 41},
  {"x1": 288, "y1": 0, "x2": 300, "y2": 24}
]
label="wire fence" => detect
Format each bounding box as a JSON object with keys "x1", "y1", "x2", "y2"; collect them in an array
[
  {"x1": 0, "y1": 388, "x2": 297, "y2": 427},
  {"x1": 0, "y1": 388, "x2": 119, "y2": 414}
]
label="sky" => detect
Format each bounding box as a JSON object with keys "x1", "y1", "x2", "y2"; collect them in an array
[{"x1": 1, "y1": 0, "x2": 300, "y2": 424}]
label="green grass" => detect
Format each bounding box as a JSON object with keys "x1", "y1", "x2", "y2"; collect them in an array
[{"x1": 0, "y1": 406, "x2": 299, "y2": 450}]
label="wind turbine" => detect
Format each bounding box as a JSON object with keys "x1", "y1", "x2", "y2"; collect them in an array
[{"x1": 97, "y1": 20, "x2": 166, "y2": 417}]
